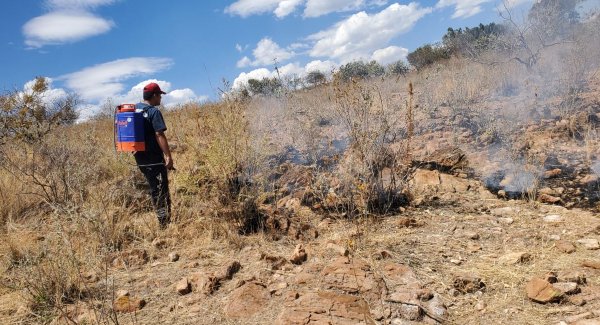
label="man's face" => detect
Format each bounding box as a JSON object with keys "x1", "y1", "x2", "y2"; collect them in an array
[{"x1": 151, "y1": 93, "x2": 162, "y2": 106}]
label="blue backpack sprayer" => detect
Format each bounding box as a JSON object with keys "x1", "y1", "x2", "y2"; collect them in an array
[{"x1": 113, "y1": 104, "x2": 169, "y2": 168}]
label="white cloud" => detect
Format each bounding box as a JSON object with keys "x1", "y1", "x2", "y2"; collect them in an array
[
  {"x1": 305, "y1": 60, "x2": 337, "y2": 73},
  {"x1": 237, "y1": 38, "x2": 295, "y2": 68},
  {"x1": 436, "y1": 0, "x2": 491, "y2": 18},
  {"x1": 232, "y1": 68, "x2": 273, "y2": 90},
  {"x1": 274, "y1": 0, "x2": 304, "y2": 17},
  {"x1": 232, "y1": 60, "x2": 340, "y2": 90},
  {"x1": 46, "y1": 0, "x2": 117, "y2": 9},
  {"x1": 225, "y1": 0, "x2": 389, "y2": 18},
  {"x1": 225, "y1": 0, "x2": 288, "y2": 17},
  {"x1": 235, "y1": 43, "x2": 244, "y2": 52},
  {"x1": 304, "y1": 0, "x2": 364, "y2": 17},
  {"x1": 498, "y1": 0, "x2": 533, "y2": 10},
  {"x1": 23, "y1": 10, "x2": 114, "y2": 48},
  {"x1": 60, "y1": 57, "x2": 173, "y2": 101},
  {"x1": 371, "y1": 46, "x2": 408, "y2": 64},
  {"x1": 118, "y1": 79, "x2": 206, "y2": 108},
  {"x1": 308, "y1": 3, "x2": 432, "y2": 63}
]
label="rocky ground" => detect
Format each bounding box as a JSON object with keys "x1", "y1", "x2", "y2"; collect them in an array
[{"x1": 2, "y1": 167, "x2": 600, "y2": 324}]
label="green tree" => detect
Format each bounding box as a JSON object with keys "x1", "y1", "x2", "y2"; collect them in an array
[
  {"x1": 337, "y1": 60, "x2": 385, "y2": 81},
  {"x1": 406, "y1": 44, "x2": 450, "y2": 70},
  {"x1": 386, "y1": 60, "x2": 410, "y2": 76}
]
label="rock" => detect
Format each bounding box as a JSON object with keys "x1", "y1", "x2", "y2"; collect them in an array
[
  {"x1": 555, "y1": 240, "x2": 576, "y2": 254},
  {"x1": 268, "y1": 282, "x2": 288, "y2": 295},
  {"x1": 525, "y1": 278, "x2": 563, "y2": 303},
  {"x1": 491, "y1": 207, "x2": 516, "y2": 216},
  {"x1": 327, "y1": 242, "x2": 349, "y2": 257},
  {"x1": 113, "y1": 296, "x2": 146, "y2": 313},
  {"x1": 111, "y1": 249, "x2": 148, "y2": 268},
  {"x1": 115, "y1": 290, "x2": 129, "y2": 298},
  {"x1": 543, "y1": 215, "x2": 563, "y2": 223},
  {"x1": 572, "y1": 319, "x2": 600, "y2": 325},
  {"x1": 453, "y1": 276, "x2": 485, "y2": 294},
  {"x1": 582, "y1": 260, "x2": 600, "y2": 269},
  {"x1": 539, "y1": 187, "x2": 558, "y2": 196},
  {"x1": 578, "y1": 239, "x2": 600, "y2": 250},
  {"x1": 549, "y1": 234, "x2": 561, "y2": 241},
  {"x1": 261, "y1": 254, "x2": 288, "y2": 270},
  {"x1": 450, "y1": 259, "x2": 462, "y2": 265},
  {"x1": 317, "y1": 218, "x2": 332, "y2": 229},
  {"x1": 176, "y1": 277, "x2": 191, "y2": 295},
  {"x1": 289, "y1": 244, "x2": 307, "y2": 265},
  {"x1": 224, "y1": 282, "x2": 269, "y2": 318},
  {"x1": 553, "y1": 282, "x2": 580, "y2": 295},
  {"x1": 218, "y1": 261, "x2": 242, "y2": 280},
  {"x1": 580, "y1": 174, "x2": 599, "y2": 185},
  {"x1": 82, "y1": 271, "x2": 99, "y2": 283},
  {"x1": 465, "y1": 232, "x2": 480, "y2": 240},
  {"x1": 543, "y1": 272, "x2": 558, "y2": 283},
  {"x1": 168, "y1": 252, "x2": 180, "y2": 262},
  {"x1": 475, "y1": 300, "x2": 486, "y2": 311},
  {"x1": 398, "y1": 303, "x2": 422, "y2": 320},
  {"x1": 275, "y1": 291, "x2": 375, "y2": 325},
  {"x1": 559, "y1": 271, "x2": 587, "y2": 285},
  {"x1": 566, "y1": 312, "x2": 593, "y2": 323},
  {"x1": 498, "y1": 217, "x2": 514, "y2": 225},
  {"x1": 568, "y1": 296, "x2": 587, "y2": 306},
  {"x1": 498, "y1": 252, "x2": 531, "y2": 265},
  {"x1": 539, "y1": 194, "x2": 562, "y2": 204},
  {"x1": 497, "y1": 190, "x2": 507, "y2": 198},
  {"x1": 544, "y1": 169, "x2": 562, "y2": 179}
]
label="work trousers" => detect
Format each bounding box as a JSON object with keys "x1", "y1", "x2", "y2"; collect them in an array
[{"x1": 139, "y1": 164, "x2": 171, "y2": 228}]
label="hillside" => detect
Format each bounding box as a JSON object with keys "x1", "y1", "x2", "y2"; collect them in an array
[{"x1": 1, "y1": 9, "x2": 600, "y2": 325}]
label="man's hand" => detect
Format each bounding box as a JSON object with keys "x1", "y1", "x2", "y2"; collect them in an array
[{"x1": 164, "y1": 156, "x2": 174, "y2": 170}]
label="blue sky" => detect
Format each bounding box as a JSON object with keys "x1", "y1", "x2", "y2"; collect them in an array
[{"x1": 0, "y1": 0, "x2": 537, "y2": 118}]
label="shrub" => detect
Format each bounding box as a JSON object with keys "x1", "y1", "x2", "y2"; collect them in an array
[
  {"x1": 0, "y1": 77, "x2": 78, "y2": 144},
  {"x1": 337, "y1": 60, "x2": 385, "y2": 81},
  {"x1": 407, "y1": 44, "x2": 450, "y2": 70},
  {"x1": 386, "y1": 60, "x2": 410, "y2": 76},
  {"x1": 305, "y1": 70, "x2": 327, "y2": 87}
]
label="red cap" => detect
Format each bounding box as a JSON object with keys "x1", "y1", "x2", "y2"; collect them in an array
[{"x1": 143, "y1": 82, "x2": 166, "y2": 94}]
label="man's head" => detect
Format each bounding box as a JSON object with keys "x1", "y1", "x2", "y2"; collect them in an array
[{"x1": 143, "y1": 82, "x2": 167, "y2": 106}]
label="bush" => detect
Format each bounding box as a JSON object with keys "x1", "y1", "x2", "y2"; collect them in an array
[
  {"x1": 247, "y1": 77, "x2": 283, "y2": 96},
  {"x1": 337, "y1": 60, "x2": 385, "y2": 81},
  {"x1": 0, "y1": 77, "x2": 78, "y2": 144},
  {"x1": 442, "y1": 23, "x2": 506, "y2": 58},
  {"x1": 407, "y1": 44, "x2": 450, "y2": 70},
  {"x1": 386, "y1": 60, "x2": 410, "y2": 76},
  {"x1": 305, "y1": 70, "x2": 327, "y2": 87}
]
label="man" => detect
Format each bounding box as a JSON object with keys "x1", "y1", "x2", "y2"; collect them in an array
[{"x1": 135, "y1": 82, "x2": 174, "y2": 228}]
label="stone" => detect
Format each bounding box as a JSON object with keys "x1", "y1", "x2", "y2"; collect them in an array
[
  {"x1": 475, "y1": 300, "x2": 486, "y2": 311},
  {"x1": 572, "y1": 319, "x2": 600, "y2": 325},
  {"x1": 224, "y1": 282, "x2": 269, "y2": 319},
  {"x1": 568, "y1": 296, "x2": 587, "y2": 306},
  {"x1": 578, "y1": 239, "x2": 600, "y2": 250},
  {"x1": 498, "y1": 217, "x2": 514, "y2": 225},
  {"x1": 582, "y1": 260, "x2": 600, "y2": 269},
  {"x1": 327, "y1": 242, "x2": 349, "y2": 257},
  {"x1": 453, "y1": 276, "x2": 485, "y2": 294},
  {"x1": 289, "y1": 244, "x2": 307, "y2": 265},
  {"x1": 553, "y1": 282, "x2": 579, "y2": 295},
  {"x1": 176, "y1": 277, "x2": 191, "y2": 295},
  {"x1": 115, "y1": 290, "x2": 129, "y2": 298},
  {"x1": 113, "y1": 296, "x2": 146, "y2": 313},
  {"x1": 525, "y1": 278, "x2": 563, "y2": 303},
  {"x1": 465, "y1": 232, "x2": 480, "y2": 240},
  {"x1": 543, "y1": 215, "x2": 563, "y2": 223},
  {"x1": 539, "y1": 193, "x2": 562, "y2": 204},
  {"x1": 218, "y1": 261, "x2": 242, "y2": 280},
  {"x1": 275, "y1": 291, "x2": 375, "y2": 325},
  {"x1": 168, "y1": 252, "x2": 180, "y2": 262},
  {"x1": 560, "y1": 271, "x2": 587, "y2": 285},
  {"x1": 544, "y1": 169, "x2": 562, "y2": 179},
  {"x1": 580, "y1": 174, "x2": 599, "y2": 185},
  {"x1": 555, "y1": 240, "x2": 576, "y2": 254},
  {"x1": 398, "y1": 303, "x2": 422, "y2": 320},
  {"x1": 498, "y1": 252, "x2": 531, "y2": 265},
  {"x1": 491, "y1": 207, "x2": 516, "y2": 216},
  {"x1": 543, "y1": 272, "x2": 557, "y2": 283},
  {"x1": 111, "y1": 249, "x2": 148, "y2": 268},
  {"x1": 566, "y1": 312, "x2": 593, "y2": 323}
]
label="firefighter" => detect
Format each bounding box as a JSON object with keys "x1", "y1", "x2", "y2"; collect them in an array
[{"x1": 135, "y1": 82, "x2": 173, "y2": 229}]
